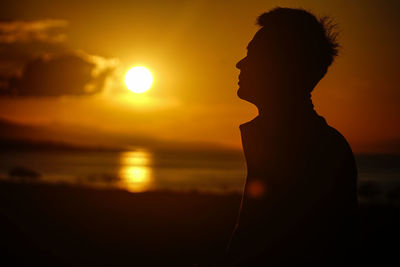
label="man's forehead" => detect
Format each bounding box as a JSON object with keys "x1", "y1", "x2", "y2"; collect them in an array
[
  {"x1": 247, "y1": 39, "x2": 255, "y2": 49},
  {"x1": 247, "y1": 28, "x2": 270, "y2": 50}
]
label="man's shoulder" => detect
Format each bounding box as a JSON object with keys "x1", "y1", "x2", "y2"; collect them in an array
[
  {"x1": 239, "y1": 116, "x2": 259, "y2": 130},
  {"x1": 323, "y1": 124, "x2": 353, "y2": 154},
  {"x1": 316, "y1": 122, "x2": 357, "y2": 171}
]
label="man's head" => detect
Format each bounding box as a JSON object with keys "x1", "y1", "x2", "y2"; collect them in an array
[{"x1": 237, "y1": 7, "x2": 339, "y2": 109}]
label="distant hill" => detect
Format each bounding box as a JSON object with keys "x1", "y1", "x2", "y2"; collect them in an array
[
  {"x1": 0, "y1": 117, "x2": 123, "y2": 151},
  {"x1": 0, "y1": 137, "x2": 123, "y2": 151},
  {"x1": 0, "y1": 117, "x2": 240, "y2": 153}
]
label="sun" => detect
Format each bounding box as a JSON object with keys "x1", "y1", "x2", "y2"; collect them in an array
[{"x1": 125, "y1": 66, "x2": 153, "y2": 93}]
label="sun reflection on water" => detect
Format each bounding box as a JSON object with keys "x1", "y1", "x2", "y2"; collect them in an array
[{"x1": 119, "y1": 149, "x2": 153, "y2": 192}]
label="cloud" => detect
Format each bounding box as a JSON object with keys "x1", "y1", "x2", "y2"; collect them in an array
[
  {"x1": 3, "y1": 52, "x2": 116, "y2": 97},
  {"x1": 0, "y1": 19, "x2": 69, "y2": 84},
  {"x1": 0, "y1": 19, "x2": 68, "y2": 44},
  {"x1": 0, "y1": 18, "x2": 118, "y2": 97}
]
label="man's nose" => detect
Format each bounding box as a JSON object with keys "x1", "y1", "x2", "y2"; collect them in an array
[{"x1": 236, "y1": 57, "x2": 246, "y2": 70}]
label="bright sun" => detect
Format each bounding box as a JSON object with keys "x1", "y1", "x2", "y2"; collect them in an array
[{"x1": 125, "y1": 66, "x2": 153, "y2": 93}]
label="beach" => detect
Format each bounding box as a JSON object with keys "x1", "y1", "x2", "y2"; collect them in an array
[{"x1": 1, "y1": 181, "x2": 399, "y2": 266}]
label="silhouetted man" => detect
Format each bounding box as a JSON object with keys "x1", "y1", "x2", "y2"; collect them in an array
[{"x1": 224, "y1": 7, "x2": 360, "y2": 266}]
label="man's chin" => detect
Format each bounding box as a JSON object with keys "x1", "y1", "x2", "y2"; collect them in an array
[
  {"x1": 237, "y1": 87, "x2": 244, "y2": 99},
  {"x1": 237, "y1": 87, "x2": 248, "y2": 100},
  {"x1": 237, "y1": 88, "x2": 259, "y2": 106}
]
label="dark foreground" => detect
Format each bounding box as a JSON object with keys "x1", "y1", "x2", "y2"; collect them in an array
[{"x1": 0, "y1": 181, "x2": 399, "y2": 266}]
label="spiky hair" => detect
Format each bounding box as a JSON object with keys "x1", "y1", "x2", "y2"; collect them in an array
[{"x1": 257, "y1": 7, "x2": 340, "y2": 77}]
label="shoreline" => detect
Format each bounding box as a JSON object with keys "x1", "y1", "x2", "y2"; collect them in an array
[{"x1": 0, "y1": 181, "x2": 399, "y2": 266}]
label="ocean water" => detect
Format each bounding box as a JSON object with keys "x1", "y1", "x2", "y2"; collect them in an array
[
  {"x1": 0, "y1": 148, "x2": 246, "y2": 193},
  {"x1": 0, "y1": 148, "x2": 399, "y2": 202}
]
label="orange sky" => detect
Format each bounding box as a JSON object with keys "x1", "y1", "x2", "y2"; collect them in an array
[{"x1": 0, "y1": 0, "x2": 399, "y2": 153}]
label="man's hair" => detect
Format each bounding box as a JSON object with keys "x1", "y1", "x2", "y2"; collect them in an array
[{"x1": 256, "y1": 7, "x2": 339, "y2": 87}]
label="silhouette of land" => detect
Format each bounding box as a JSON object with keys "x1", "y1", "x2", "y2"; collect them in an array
[{"x1": 0, "y1": 181, "x2": 399, "y2": 266}]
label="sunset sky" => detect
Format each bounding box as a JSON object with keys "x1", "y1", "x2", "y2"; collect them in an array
[{"x1": 0, "y1": 0, "x2": 399, "y2": 153}]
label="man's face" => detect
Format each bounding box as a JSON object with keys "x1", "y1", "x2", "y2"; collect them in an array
[{"x1": 236, "y1": 28, "x2": 284, "y2": 107}]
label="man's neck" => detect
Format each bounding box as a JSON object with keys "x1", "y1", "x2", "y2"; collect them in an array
[{"x1": 257, "y1": 97, "x2": 316, "y2": 125}]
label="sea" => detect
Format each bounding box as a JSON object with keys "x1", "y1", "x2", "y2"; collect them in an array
[{"x1": 0, "y1": 148, "x2": 399, "y2": 203}]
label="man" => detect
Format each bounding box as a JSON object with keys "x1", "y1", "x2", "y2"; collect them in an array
[{"x1": 224, "y1": 7, "x2": 360, "y2": 266}]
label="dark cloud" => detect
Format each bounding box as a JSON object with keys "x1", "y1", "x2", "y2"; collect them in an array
[
  {"x1": 2, "y1": 53, "x2": 113, "y2": 97},
  {"x1": 0, "y1": 19, "x2": 68, "y2": 44},
  {"x1": 0, "y1": 19, "x2": 115, "y2": 96},
  {"x1": 0, "y1": 19, "x2": 68, "y2": 78},
  {"x1": 0, "y1": 41, "x2": 66, "y2": 72}
]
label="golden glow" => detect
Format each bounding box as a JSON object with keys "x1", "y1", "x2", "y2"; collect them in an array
[
  {"x1": 121, "y1": 150, "x2": 150, "y2": 166},
  {"x1": 124, "y1": 66, "x2": 153, "y2": 93},
  {"x1": 119, "y1": 149, "x2": 153, "y2": 192}
]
